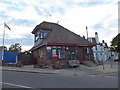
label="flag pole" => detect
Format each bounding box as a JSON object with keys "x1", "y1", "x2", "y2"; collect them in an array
[{"x1": 1, "y1": 21, "x2": 5, "y2": 60}]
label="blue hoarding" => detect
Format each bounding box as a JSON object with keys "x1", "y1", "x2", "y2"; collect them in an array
[{"x1": 0, "y1": 51, "x2": 21, "y2": 63}]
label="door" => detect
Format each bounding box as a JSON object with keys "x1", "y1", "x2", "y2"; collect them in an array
[{"x1": 51, "y1": 49, "x2": 58, "y2": 63}]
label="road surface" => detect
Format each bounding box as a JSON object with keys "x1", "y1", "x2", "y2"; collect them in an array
[{"x1": 2, "y1": 71, "x2": 118, "y2": 89}]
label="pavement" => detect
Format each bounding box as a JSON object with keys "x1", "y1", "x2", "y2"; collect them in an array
[{"x1": 0, "y1": 61, "x2": 119, "y2": 76}]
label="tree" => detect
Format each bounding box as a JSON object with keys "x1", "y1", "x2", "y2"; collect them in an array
[
  {"x1": 111, "y1": 33, "x2": 120, "y2": 60},
  {"x1": 9, "y1": 43, "x2": 22, "y2": 52},
  {"x1": 0, "y1": 46, "x2": 7, "y2": 51},
  {"x1": 111, "y1": 33, "x2": 120, "y2": 53}
]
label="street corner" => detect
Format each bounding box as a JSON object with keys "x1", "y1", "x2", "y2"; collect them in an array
[{"x1": 94, "y1": 64, "x2": 119, "y2": 74}]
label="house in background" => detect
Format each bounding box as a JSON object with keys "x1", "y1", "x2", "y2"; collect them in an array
[
  {"x1": 30, "y1": 21, "x2": 96, "y2": 67},
  {"x1": 107, "y1": 47, "x2": 119, "y2": 61},
  {"x1": 88, "y1": 32, "x2": 114, "y2": 63}
]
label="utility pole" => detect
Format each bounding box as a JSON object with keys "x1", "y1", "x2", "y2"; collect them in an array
[
  {"x1": 1, "y1": 22, "x2": 5, "y2": 60},
  {"x1": 1, "y1": 21, "x2": 11, "y2": 60}
]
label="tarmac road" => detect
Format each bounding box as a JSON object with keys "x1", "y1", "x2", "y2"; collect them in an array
[{"x1": 2, "y1": 71, "x2": 118, "y2": 89}]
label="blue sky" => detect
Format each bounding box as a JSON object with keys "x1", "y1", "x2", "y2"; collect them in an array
[{"x1": 0, "y1": 0, "x2": 119, "y2": 51}]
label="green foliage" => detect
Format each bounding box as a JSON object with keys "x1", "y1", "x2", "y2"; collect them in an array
[
  {"x1": 111, "y1": 33, "x2": 120, "y2": 53},
  {"x1": 9, "y1": 43, "x2": 22, "y2": 52},
  {"x1": 0, "y1": 46, "x2": 7, "y2": 51}
]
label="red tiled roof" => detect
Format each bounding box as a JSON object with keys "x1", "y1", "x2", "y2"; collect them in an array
[{"x1": 30, "y1": 21, "x2": 96, "y2": 50}]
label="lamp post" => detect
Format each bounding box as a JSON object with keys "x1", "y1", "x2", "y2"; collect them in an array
[
  {"x1": 101, "y1": 53, "x2": 105, "y2": 69},
  {"x1": 110, "y1": 47, "x2": 113, "y2": 68}
]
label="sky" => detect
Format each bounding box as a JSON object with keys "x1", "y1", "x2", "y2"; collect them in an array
[{"x1": 0, "y1": 0, "x2": 119, "y2": 51}]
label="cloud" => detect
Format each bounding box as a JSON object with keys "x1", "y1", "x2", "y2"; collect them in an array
[
  {"x1": 9, "y1": 18, "x2": 37, "y2": 27},
  {"x1": 0, "y1": 0, "x2": 119, "y2": 51},
  {"x1": 0, "y1": 33, "x2": 34, "y2": 51},
  {"x1": 5, "y1": 35, "x2": 33, "y2": 46}
]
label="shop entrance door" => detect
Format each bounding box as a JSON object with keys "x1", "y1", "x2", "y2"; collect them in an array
[{"x1": 52, "y1": 49, "x2": 58, "y2": 61}]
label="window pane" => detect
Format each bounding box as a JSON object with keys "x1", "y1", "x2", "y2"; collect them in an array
[
  {"x1": 35, "y1": 34, "x2": 39, "y2": 41},
  {"x1": 46, "y1": 49, "x2": 52, "y2": 60},
  {"x1": 44, "y1": 32, "x2": 47, "y2": 37},
  {"x1": 52, "y1": 49, "x2": 57, "y2": 56},
  {"x1": 40, "y1": 32, "x2": 44, "y2": 39},
  {"x1": 40, "y1": 31, "x2": 48, "y2": 39},
  {"x1": 58, "y1": 49, "x2": 65, "y2": 59},
  {"x1": 38, "y1": 49, "x2": 42, "y2": 56},
  {"x1": 87, "y1": 48, "x2": 90, "y2": 53}
]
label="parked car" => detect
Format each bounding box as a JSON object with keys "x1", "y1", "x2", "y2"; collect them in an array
[{"x1": 113, "y1": 57, "x2": 119, "y2": 62}]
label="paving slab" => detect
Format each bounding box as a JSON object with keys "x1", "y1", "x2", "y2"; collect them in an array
[{"x1": 1, "y1": 61, "x2": 119, "y2": 76}]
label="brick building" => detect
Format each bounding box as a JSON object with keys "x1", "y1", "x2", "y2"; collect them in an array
[{"x1": 30, "y1": 21, "x2": 95, "y2": 67}]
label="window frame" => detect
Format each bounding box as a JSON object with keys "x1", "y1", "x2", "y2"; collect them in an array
[
  {"x1": 35, "y1": 33, "x2": 39, "y2": 42},
  {"x1": 40, "y1": 32, "x2": 44, "y2": 39}
]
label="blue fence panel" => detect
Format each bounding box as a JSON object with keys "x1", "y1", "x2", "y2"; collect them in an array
[{"x1": 0, "y1": 51, "x2": 22, "y2": 63}]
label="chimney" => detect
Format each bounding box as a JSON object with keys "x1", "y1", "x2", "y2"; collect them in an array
[
  {"x1": 83, "y1": 35, "x2": 85, "y2": 39},
  {"x1": 95, "y1": 32, "x2": 99, "y2": 43},
  {"x1": 102, "y1": 40, "x2": 106, "y2": 47},
  {"x1": 102, "y1": 40, "x2": 105, "y2": 43},
  {"x1": 86, "y1": 26, "x2": 88, "y2": 39}
]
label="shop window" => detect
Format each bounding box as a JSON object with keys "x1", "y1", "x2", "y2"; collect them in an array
[
  {"x1": 51, "y1": 46, "x2": 77, "y2": 60},
  {"x1": 52, "y1": 46, "x2": 61, "y2": 49},
  {"x1": 46, "y1": 47, "x2": 52, "y2": 60},
  {"x1": 52, "y1": 49, "x2": 57, "y2": 57},
  {"x1": 39, "y1": 49, "x2": 43, "y2": 56},
  {"x1": 67, "y1": 47, "x2": 75, "y2": 52},
  {"x1": 39, "y1": 49, "x2": 44, "y2": 59},
  {"x1": 52, "y1": 46, "x2": 57, "y2": 49},
  {"x1": 58, "y1": 49, "x2": 65, "y2": 59},
  {"x1": 65, "y1": 46, "x2": 76, "y2": 60}
]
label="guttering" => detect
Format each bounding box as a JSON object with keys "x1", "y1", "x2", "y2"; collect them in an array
[
  {"x1": 29, "y1": 43, "x2": 44, "y2": 51},
  {"x1": 48, "y1": 43, "x2": 96, "y2": 46}
]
